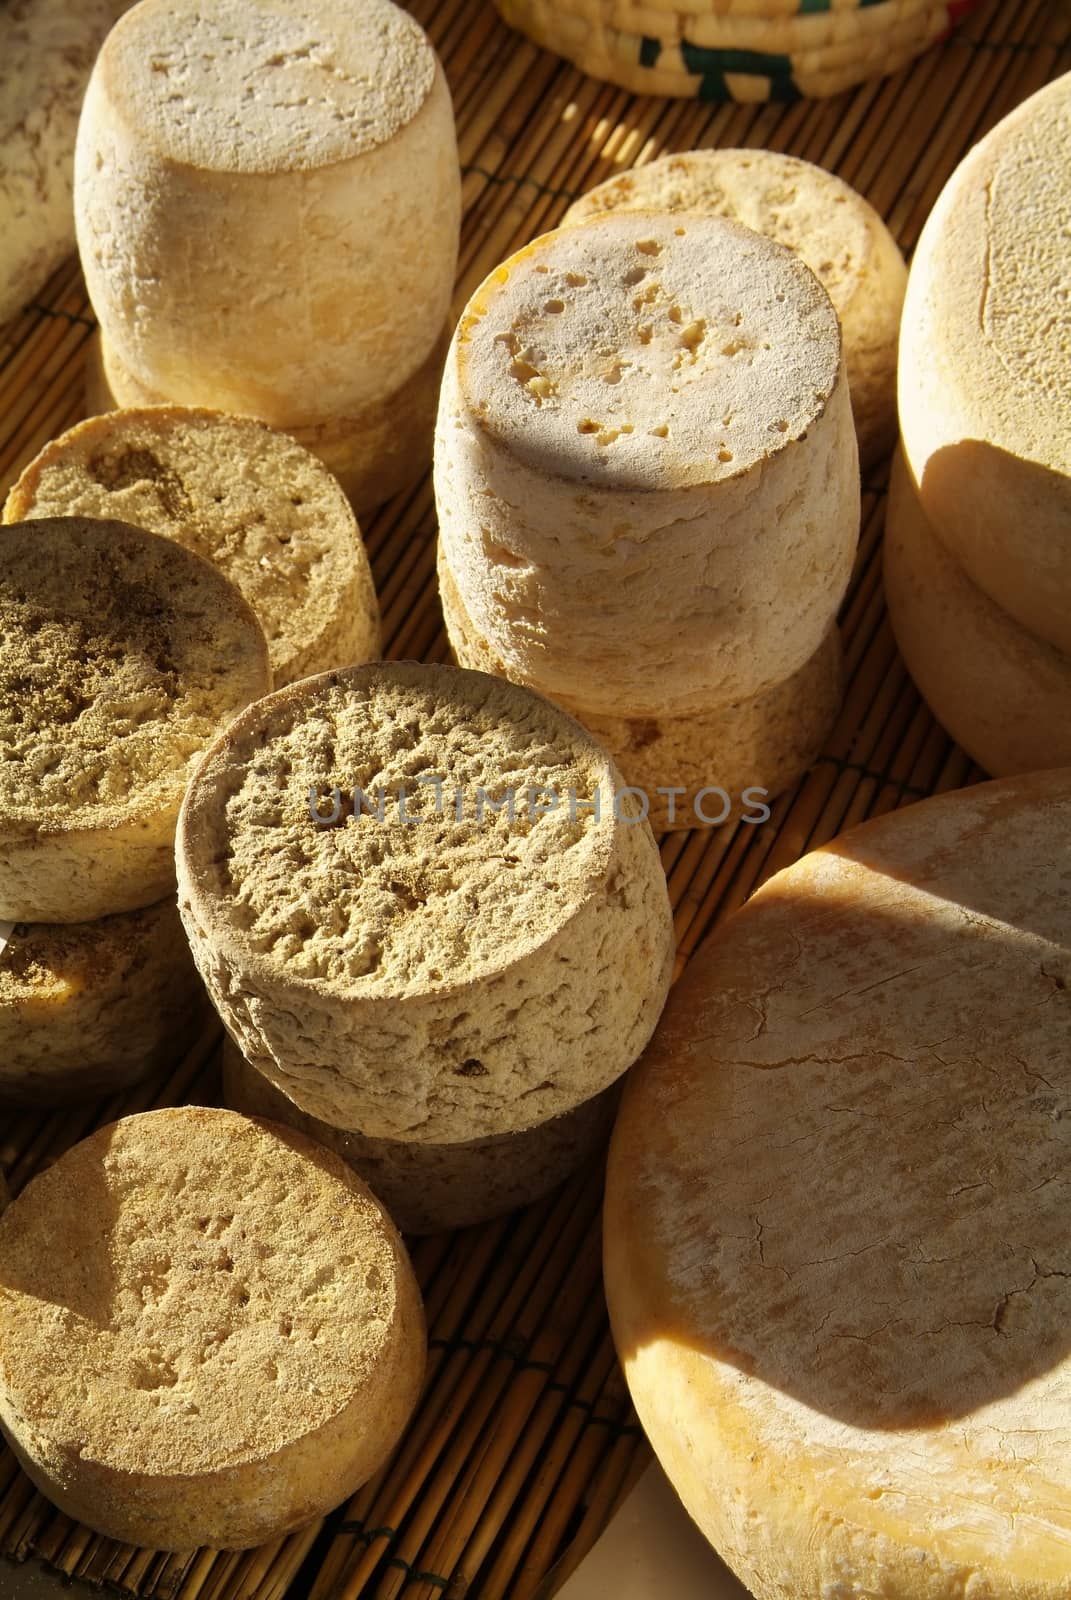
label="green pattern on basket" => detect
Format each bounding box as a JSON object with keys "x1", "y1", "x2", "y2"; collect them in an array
[{"x1": 641, "y1": 36, "x2": 803, "y2": 100}]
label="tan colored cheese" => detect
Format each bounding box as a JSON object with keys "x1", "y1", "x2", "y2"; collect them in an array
[
  {"x1": 899, "y1": 72, "x2": 1071, "y2": 654},
  {"x1": 0, "y1": 896, "x2": 208, "y2": 1106},
  {"x1": 606, "y1": 769, "x2": 1071, "y2": 1600},
  {"x1": 75, "y1": 0, "x2": 460, "y2": 426},
  {"x1": 0, "y1": 516, "x2": 270, "y2": 923},
  {"x1": 177, "y1": 661, "x2": 674, "y2": 1143},
  {"x1": 884, "y1": 451, "x2": 1071, "y2": 777},
  {"x1": 0, "y1": 1107, "x2": 425, "y2": 1550},
  {"x1": 565, "y1": 150, "x2": 907, "y2": 471},
  {"x1": 435, "y1": 212, "x2": 859, "y2": 717},
  {"x1": 5, "y1": 407, "x2": 381, "y2": 688},
  {"x1": 85, "y1": 328, "x2": 450, "y2": 516},
  {"x1": 439, "y1": 556, "x2": 842, "y2": 829},
  {"x1": 223, "y1": 1039, "x2": 616, "y2": 1235},
  {"x1": 0, "y1": 0, "x2": 133, "y2": 325}
]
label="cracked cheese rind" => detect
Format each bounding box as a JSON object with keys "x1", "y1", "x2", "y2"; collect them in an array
[
  {"x1": 223, "y1": 1038, "x2": 617, "y2": 1234},
  {"x1": 564, "y1": 149, "x2": 907, "y2": 472},
  {"x1": 4, "y1": 407, "x2": 381, "y2": 688},
  {"x1": 899, "y1": 72, "x2": 1071, "y2": 655},
  {"x1": 0, "y1": 1107, "x2": 426, "y2": 1551},
  {"x1": 74, "y1": 0, "x2": 460, "y2": 426},
  {"x1": 435, "y1": 212, "x2": 859, "y2": 718},
  {"x1": 0, "y1": 515, "x2": 271, "y2": 924},
  {"x1": 85, "y1": 328, "x2": 451, "y2": 516},
  {"x1": 605, "y1": 768, "x2": 1071, "y2": 1600},
  {"x1": 0, "y1": 897, "x2": 208, "y2": 1106},
  {"x1": 438, "y1": 554, "x2": 842, "y2": 830},
  {"x1": 176, "y1": 661, "x2": 675, "y2": 1144},
  {"x1": 884, "y1": 451, "x2": 1071, "y2": 778}
]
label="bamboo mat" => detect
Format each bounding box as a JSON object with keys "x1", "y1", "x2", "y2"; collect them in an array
[{"x1": 1, "y1": 1, "x2": 1069, "y2": 1595}]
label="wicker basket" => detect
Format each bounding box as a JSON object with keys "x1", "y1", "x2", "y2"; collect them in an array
[{"x1": 494, "y1": 0, "x2": 982, "y2": 100}]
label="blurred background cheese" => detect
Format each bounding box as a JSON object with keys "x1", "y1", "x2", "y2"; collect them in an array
[
  {"x1": 606, "y1": 769, "x2": 1071, "y2": 1600},
  {"x1": 899, "y1": 71, "x2": 1071, "y2": 654},
  {"x1": 5, "y1": 407, "x2": 381, "y2": 687},
  {"x1": 564, "y1": 149, "x2": 908, "y2": 472},
  {"x1": 74, "y1": 0, "x2": 461, "y2": 509},
  {"x1": 884, "y1": 451, "x2": 1071, "y2": 777}
]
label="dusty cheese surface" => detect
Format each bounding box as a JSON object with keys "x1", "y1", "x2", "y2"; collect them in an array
[
  {"x1": 606, "y1": 769, "x2": 1071, "y2": 1600},
  {"x1": 899, "y1": 72, "x2": 1071, "y2": 653},
  {"x1": 0, "y1": 515, "x2": 270, "y2": 922},
  {"x1": 5, "y1": 408, "x2": 380, "y2": 687},
  {"x1": 0, "y1": 1107, "x2": 425, "y2": 1550},
  {"x1": 564, "y1": 148, "x2": 907, "y2": 469},
  {"x1": 177, "y1": 661, "x2": 674, "y2": 1142},
  {"x1": 97, "y1": 0, "x2": 435, "y2": 174}
]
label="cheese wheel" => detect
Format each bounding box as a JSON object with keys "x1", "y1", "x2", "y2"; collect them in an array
[
  {"x1": 222, "y1": 1039, "x2": 616, "y2": 1235},
  {"x1": 5, "y1": 407, "x2": 380, "y2": 688},
  {"x1": 0, "y1": 0, "x2": 133, "y2": 325},
  {"x1": 0, "y1": 1107, "x2": 425, "y2": 1550},
  {"x1": 606, "y1": 770, "x2": 1071, "y2": 1600},
  {"x1": 177, "y1": 661, "x2": 674, "y2": 1144},
  {"x1": 884, "y1": 451, "x2": 1071, "y2": 778},
  {"x1": 564, "y1": 150, "x2": 907, "y2": 471},
  {"x1": 74, "y1": 0, "x2": 460, "y2": 426},
  {"x1": 85, "y1": 327, "x2": 450, "y2": 516},
  {"x1": 435, "y1": 213, "x2": 859, "y2": 718},
  {"x1": 439, "y1": 556, "x2": 842, "y2": 830},
  {"x1": 899, "y1": 72, "x2": 1071, "y2": 654},
  {"x1": 0, "y1": 897, "x2": 208, "y2": 1107},
  {"x1": 0, "y1": 516, "x2": 270, "y2": 923}
]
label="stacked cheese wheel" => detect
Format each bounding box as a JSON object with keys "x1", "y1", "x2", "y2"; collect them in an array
[
  {"x1": 179, "y1": 661, "x2": 675, "y2": 1231},
  {"x1": 435, "y1": 212, "x2": 860, "y2": 829},
  {"x1": 0, "y1": 1108, "x2": 426, "y2": 1550},
  {"x1": 891, "y1": 72, "x2": 1071, "y2": 774},
  {"x1": 607, "y1": 769, "x2": 1071, "y2": 1600},
  {"x1": 0, "y1": 515, "x2": 270, "y2": 1105},
  {"x1": 75, "y1": 0, "x2": 461, "y2": 513}
]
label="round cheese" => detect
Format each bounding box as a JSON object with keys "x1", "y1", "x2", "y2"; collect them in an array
[
  {"x1": 606, "y1": 769, "x2": 1071, "y2": 1600},
  {"x1": 565, "y1": 149, "x2": 907, "y2": 471},
  {"x1": 439, "y1": 555, "x2": 842, "y2": 829},
  {"x1": 0, "y1": 1107, "x2": 426, "y2": 1550},
  {"x1": 5, "y1": 407, "x2": 381, "y2": 688},
  {"x1": 0, "y1": 897, "x2": 208, "y2": 1106},
  {"x1": 899, "y1": 72, "x2": 1071, "y2": 654},
  {"x1": 884, "y1": 451, "x2": 1071, "y2": 777},
  {"x1": 435, "y1": 212, "x2": 859, "y2": 718},
  {"x1": 177, "y1": 661, "x2": 674, "y2": 1144},
  {"x1": 74, "y1": 0, "x2": 460, "y2": 426},
  {"x1": 85, "y1": 327, "x2": 451, "y2": 515},
  {"x1": 0, "y1": 516, "x2": 270, "y2": 923},
  {"x1": 223, "y1": 1039, "x2": 616, "y2": 1235}
]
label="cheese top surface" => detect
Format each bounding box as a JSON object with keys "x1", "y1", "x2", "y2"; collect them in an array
[
  {"x1": 455, "y1": 212, "x2": 842, "y2": 492},
  {"x1": 178, "y1": 662, "x2": 620, "y2": 996},
  {"x1": 99, "y1": 0, "x2": 437, "y2": 174},
  {"x1": 607, "y1": 769, "x2": 1071, "y2": 1585}
]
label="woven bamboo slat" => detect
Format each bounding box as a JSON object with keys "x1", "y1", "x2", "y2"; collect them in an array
[{"x1": 0, "y1": 1, "x2": 1068, "y2": 1595}]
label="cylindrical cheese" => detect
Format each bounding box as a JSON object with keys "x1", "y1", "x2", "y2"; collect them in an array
[
  {"x1": 0, "y1": 1108, "x2": 426, "y2": 1550},
  {"x1": 177, "y1": 662, "x2": 675, "y2": 1144},
  {"x1": 5, "y1": 406, "x2": 381, "y2": 689},
  {"x1": 85, "y1": 327, "x2": 451, "y2": 516},
  {"x1": 564, "y1": 150, "x2": 908, "y2": 472},
  {"x1": 435, "y1": 213, "x2": 859, "y2": 718},
  {"x1": 0, "y1": 897, "x2": 208, "y2": 1106},
  {"x1": 884, "y1": 451, "x2": 1071, "y2": 777},
  {"x1": 606, "y1": 769, "x2": 1071, "y2": 1600},
  {"x1": 75, "y1": 0, "x2": 460, "y2": 427},
  {"x1": 223, "y1": 1039, "x2": 617, "y2": 1235},
  {"x1": 0, "y1": 516, "x2": 270, "y2": 923},
  {"x1": 899, "y1": 71, "x2": 1071, "y2": 654},
  {"x1": 439, "y1": 555, "x2": 842, "y2": 829}
]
